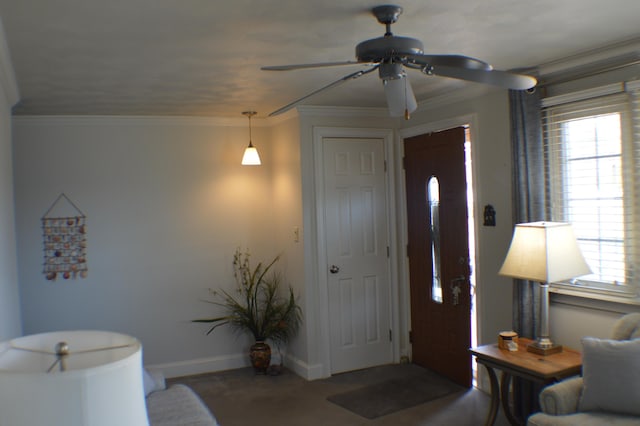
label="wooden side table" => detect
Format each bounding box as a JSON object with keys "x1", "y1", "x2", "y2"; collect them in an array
[{"x1": 470, "y1": 338, "x2": 582, "y2": 426}]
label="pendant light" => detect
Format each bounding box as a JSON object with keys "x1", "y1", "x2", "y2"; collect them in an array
[{"x1": 241, "y1": 111, "x2": 261, "y2": 166}]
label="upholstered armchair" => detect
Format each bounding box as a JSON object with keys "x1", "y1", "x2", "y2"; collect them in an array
[{"x1": 527, "y1": 313, "x2": 640, "y2": 426}]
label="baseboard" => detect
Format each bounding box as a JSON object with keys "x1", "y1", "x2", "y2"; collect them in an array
[
  {"x1": 283, "y1": 353, "x2": 326, "y2": 381},
  {"x1": 147, "y1": 353, "x2": 249, "y2": 379},
  {"x1": 148, "y1": 352, "x2": 325, "y2": 380}
]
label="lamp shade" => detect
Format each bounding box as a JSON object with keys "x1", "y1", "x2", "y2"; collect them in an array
[
  {"x1": 499, "y1": 221, "x2": 591, "y2": 282},
  {"x1": 241, "y1": 144, "x2": 261, "y2": 165},
  {"x1": 0, "y1": 330, "x2": 149, "y2": 426}
]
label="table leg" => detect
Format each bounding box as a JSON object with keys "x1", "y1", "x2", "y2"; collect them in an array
[
  {"x1": 483, "y1": 365, "x2": 500, "y2": 426},
  {"x1": 500, "y1": 372, "x2": 524, "y2": 426}
]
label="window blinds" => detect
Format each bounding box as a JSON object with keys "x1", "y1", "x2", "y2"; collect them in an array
[{"x1": 542, "y1": 82, "x2": 640, "y2": 296}]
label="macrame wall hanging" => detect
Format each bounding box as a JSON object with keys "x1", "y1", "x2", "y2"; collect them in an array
[{"x1": 41, "y1": 193, "x2": 88, "y2": 281}]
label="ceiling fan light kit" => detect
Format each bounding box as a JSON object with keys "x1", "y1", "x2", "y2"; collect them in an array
[
  {"x1": 384, "y1": 75, "x2": 417, "y2": 118},
  {"x1": 262, "y1": 4, "x2": 537, "y2": 118},
  {"x1": 380, "y1": 62, "x2": 417, "y2": 118}
]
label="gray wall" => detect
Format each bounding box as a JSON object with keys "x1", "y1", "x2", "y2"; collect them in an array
[
  {"x1": 12, "y1": 116, "x2": 290, "y2": 376},
  {"x1": 0, "y1": 35, "x2": 21, "y2": 341}
]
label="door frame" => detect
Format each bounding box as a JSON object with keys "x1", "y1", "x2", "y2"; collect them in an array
[
  {"x1": 313, "y1": 126, "x2": 400, "y2": 378},
  {"x1": 397, "y1": 114, "x2": 481, "y2": 359}
]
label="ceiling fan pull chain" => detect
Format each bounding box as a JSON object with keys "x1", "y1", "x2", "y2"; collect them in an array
[{"x1": 404, "y1": 75, "x2": 410, "y2": 120}]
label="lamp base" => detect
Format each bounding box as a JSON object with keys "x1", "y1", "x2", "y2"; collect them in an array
[{"x1": 527, "y1": 341, "x2": 563, "y2": 356}]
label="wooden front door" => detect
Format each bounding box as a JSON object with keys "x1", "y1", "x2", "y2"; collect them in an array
[{"x1": 404, "y1": 127, "x2": 472, "y2": 387}]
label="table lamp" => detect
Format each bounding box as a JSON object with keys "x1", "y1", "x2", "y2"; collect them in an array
[
  {"x1": 499, "y1": 222, "x2": 591, "y2": 355},
  {"x1": 0, "y1": 330, "x2": 149, "y2": 425}
]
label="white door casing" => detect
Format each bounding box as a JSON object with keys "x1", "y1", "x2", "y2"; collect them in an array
[{"x1": 322, "y1": 136, "x2": 392, "y2": 374}]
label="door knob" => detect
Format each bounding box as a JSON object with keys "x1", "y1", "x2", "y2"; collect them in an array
[{"x1": 329, "y1": 265, "x2": 340, "y2": 274}]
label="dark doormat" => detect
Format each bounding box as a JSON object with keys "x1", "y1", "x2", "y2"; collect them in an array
[{"x1": 326, "y1": 369, "x2": 464, "y2": 419}]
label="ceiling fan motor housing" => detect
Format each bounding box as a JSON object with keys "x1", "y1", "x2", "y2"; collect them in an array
[
  {"x1": 379, "y1": 63, "x2": 404, "y2": 81},
  {"x1": 356, "y1": 36, "x2": 424, "y2": 64}
]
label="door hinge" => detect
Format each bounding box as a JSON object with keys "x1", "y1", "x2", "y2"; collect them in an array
[
  {"x1": 409, "y1": 330, "x2": 413, "y2": 344},
  {"x1": 402, "y1": 156, "x2": 406, "y2": 169},
  {"x1": 389, "y1": 329, "x2": 392, "y2": 342},
  {"x1": 406, "y1": 244, "x2": 410, "y2": 257},
  {"x1": 387, "y1": 246, "x2": 390, "y2": 258},
  {"x1": 384, "y1": 160, "x2": 387, "y2": 172}
]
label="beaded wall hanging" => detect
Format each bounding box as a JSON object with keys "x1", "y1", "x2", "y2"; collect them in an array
[{"x1": 42, "y1": 193, "x2": 88, "y2": 281}]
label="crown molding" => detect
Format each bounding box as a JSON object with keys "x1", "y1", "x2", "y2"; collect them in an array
[
  {"x1": 11, "y1": 114, "x2": 273, "y2": 128},
  {"x1": 296, "y1": 105, "x2": 388, "y2": 118},
  {"x1": 415, "y1": 84, "x2": 493, "y2": 111},
  {"x1": 274, "y1": 86, "x2": 493, "y2": 119},
  {"x1": 12, "y1": 84, "x2": 495, "y2": 128},
  {"x1": 265, "y1": 107, "x2": 299, "y2": 125},
  {"x1": 538, "y1": 37, "x2": 640, "y2": 78}
]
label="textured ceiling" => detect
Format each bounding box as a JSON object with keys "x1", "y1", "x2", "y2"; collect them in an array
[{"x1": 0, "y1": 0, "x2": 639, "y2": 118}]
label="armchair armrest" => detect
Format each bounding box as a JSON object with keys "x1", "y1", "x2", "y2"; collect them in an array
[{"x1": 538, "y1": 376, "x2": 583, "y2": 415}]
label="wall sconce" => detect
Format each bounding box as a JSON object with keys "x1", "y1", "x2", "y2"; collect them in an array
[{"x1": 241, "y1": 111, "x2": 261, "y2": 166}]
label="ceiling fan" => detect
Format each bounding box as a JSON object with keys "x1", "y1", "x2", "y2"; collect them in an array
[{"x1": 262, "y1": 4, "x2": 537, "y2": 119}]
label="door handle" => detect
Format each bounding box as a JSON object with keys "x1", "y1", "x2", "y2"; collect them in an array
[
  {"x1": 329, "y1": 265, "x2": 340, "y2": 274},
  {"x1": 451, "y1": 275, "x2": 466, "y2": 284},
  {"x1": 451, "y1": 275, "x2": 466, "y2": 306}
]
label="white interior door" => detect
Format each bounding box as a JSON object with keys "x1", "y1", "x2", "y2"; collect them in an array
[{"x1": 323, "y1": 137, "x2": 393, "y2": 374}]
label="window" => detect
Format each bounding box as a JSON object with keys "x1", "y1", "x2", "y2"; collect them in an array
[{"x1": 543, "y1": 83, "x2": 640, "y2": 297}]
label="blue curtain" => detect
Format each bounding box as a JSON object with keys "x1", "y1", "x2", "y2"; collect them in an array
[
  {"x1": 508, "y1": 87, "x2": 547, "y2": 419},
  {"x1": 509, "y1": 87, "x2": 546, "y2": 338}
]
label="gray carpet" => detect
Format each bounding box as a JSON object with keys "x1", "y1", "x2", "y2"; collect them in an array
[
  {"x1": 326, "y1": 368, "x2": 464, "y2": 419},
  {"x1": 168, "y1": 363, "x2": 511, "y2": 426}
]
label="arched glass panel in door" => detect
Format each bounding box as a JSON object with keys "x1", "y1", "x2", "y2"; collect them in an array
[{"x1": 427, "y1": 176, "x2": 442, "y2": 303}]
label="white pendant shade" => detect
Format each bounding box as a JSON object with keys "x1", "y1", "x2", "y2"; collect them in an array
[
  {"x1": 499, "y1": 221, "x2": 592, "y2": 283},
  {"x1": 241, "y1": 144, "x2": 261, "y2": 165},
  {"x1": 0, "y1": 330, "x2": 149, "y2": 426},
  {"x1": 383, "y1": 76, "x2": 417, "y2": 117}
]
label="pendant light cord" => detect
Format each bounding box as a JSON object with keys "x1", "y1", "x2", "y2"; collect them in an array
[{"x1": 243, "y1": 111, "x2": 257, "y2": 148}]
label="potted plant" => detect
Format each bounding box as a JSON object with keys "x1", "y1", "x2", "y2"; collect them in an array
[{"x1": 193, "y1": 249, "x2": 302, "y2": 373}]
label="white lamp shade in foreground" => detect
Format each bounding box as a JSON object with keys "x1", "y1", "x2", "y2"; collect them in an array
[
  {"x1": 499, "y1": 221, "x2": 591, "y2": 283},
  {"x1": 0, "y1": 330, "x2": 149, "y2": 426}
]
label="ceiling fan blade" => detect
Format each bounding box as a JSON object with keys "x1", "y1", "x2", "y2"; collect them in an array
[
  {"x1": 262, "y1": 61, "x2": 369, "y2": 71},
  {"x1": 268, "y1": 66, "x2": 379, "y2": 117},
  {"x1": 405, "y1": 54, "x2": 492, "y2": 71},
  {"x1": 428, "y1": 66, "x2": 537, "y2": 90}
]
